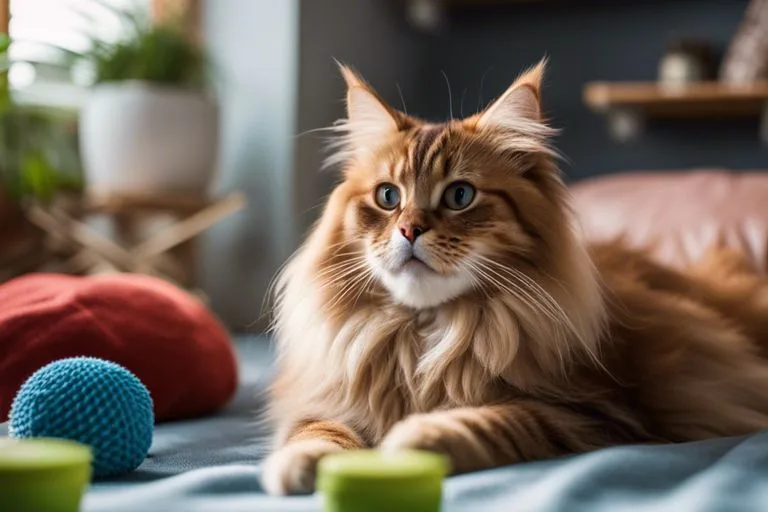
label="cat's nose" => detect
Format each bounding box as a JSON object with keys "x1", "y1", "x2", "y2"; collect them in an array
[{"x1": 399, "y1": 223, "x2": 429, "y2": 243}]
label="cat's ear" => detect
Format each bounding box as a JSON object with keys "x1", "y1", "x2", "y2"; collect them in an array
[
  {"x1": 338, "y1": 63, "x2": 401, "y2": 152},
  {"x1": 476, "y1": 59, "x2": 546, "y2": 132}
]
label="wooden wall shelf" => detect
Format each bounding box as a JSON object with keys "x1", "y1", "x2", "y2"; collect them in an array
[
  {"x1": 583, "y1": 81, "x2": 768, "y2": 142},
  {"x1": 584, "y1": 81, "x2": 768, "y2": 117}
]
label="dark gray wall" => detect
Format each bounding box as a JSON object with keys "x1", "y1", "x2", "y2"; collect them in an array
[
  {"x1": 412, "y1": 0, "x2": 766, "y2": 181},
  {"x1": 294, "y1": 0, "x2": 425, "y2": 237}
]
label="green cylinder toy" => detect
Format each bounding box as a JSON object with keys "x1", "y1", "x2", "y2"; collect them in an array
[
  {"x1": 0, "y1": 437, "x2": 92, "y2": 512},
  {"x1": 317, "y1": 449, "x2": 449, "y2": 512}
]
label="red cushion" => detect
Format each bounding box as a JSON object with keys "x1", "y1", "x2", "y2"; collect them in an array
[{"x1": 0, "y1": 273, "x2": 238, "y2": 422}]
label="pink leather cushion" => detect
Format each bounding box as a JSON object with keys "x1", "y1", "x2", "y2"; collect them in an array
[{"x1": 570, "y1": 170, "x2": 768, "y2": 271}]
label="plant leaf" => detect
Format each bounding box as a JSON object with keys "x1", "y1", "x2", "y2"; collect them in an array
[{"x1": 0, "y1": 34, "x2": 10, "y2": 54}]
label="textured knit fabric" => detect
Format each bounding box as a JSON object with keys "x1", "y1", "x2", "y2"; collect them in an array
[{"x1": 9, "y1": 357, "x2": 154, "y2": 477}]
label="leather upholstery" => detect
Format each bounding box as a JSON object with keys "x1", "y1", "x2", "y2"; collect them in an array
[{"x1": 570, "y1": 170, "x2": 768, "y2": 271}]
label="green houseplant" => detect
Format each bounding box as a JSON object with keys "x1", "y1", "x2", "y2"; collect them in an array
[
  {"x1": 78, "y1": 3, "x2": 218, "y2": 196},
  {"x1": 0, "y1": 32, "x2": 83, "y2": 280},
  {"x1": 0, "y1": 33, "x2": 83, "y2": 203}
]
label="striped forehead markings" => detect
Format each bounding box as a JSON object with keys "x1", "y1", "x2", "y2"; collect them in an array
[{"x1": 410, "y1": 124, "x2": 447, "y2": 175}]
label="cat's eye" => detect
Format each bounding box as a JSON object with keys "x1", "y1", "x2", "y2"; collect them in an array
[
  {"x1": 443, "y1": 182, "x2": 476, "y2": 210},
  {"x1": 375, "y1": 183, "x2": 401, "y2": 210}
]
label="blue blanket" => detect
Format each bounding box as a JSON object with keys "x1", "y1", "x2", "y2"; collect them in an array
[{"x1": 3, "y1": 338, "x2": 768, "y2": 511}]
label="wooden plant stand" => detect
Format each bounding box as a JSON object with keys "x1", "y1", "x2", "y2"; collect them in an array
[{"x1": 24, "y1": 192, "x2": 246, "y2": 299}]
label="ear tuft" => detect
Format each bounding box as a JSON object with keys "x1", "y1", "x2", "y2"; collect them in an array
[
  {"x1": 512, "y1": 58, "x2": 547, "y2": 98},
  {"x1": 337, "y1": 61, "x2": 365, "y2": 89},
  {"x1": 326, "y1": 62, "x2": 401, "y2": 168},
  {"x1": 477, "y1": 58, "x2": 548, "y2": 131}
]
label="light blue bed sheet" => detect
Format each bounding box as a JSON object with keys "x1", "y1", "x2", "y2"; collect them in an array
[{"x1": 3, "y1": 337, "x2": 768, "y2": 512}]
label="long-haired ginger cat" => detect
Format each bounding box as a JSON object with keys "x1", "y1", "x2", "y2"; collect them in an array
[{"x1": 262, "y1": 60, "x2": 768, "y2": 495}]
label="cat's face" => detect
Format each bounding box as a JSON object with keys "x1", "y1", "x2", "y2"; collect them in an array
[
  {"x1": 346, "y1": 123, "x2": 532, "y2": 308},
  {"x1": 325, "y1": 62, "x2": 565, "y2": 310}
]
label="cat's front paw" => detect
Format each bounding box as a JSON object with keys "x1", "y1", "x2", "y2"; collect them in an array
[
  {"x1": 261, "y1": 439, "x2": 342, "y2": 496},
  {"x1": 380, "y1": 410, "x2": 495, "y2": 473},
  {"x1": 381, "y1": 413, "x2": 446, "y2": 454}
]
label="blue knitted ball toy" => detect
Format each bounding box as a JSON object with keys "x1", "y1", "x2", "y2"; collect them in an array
[{"x1": 8, "y1": 357, "x2": 154, "y2": 478}]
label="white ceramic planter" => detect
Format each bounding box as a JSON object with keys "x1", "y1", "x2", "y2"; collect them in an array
[{"x1": 79, "y1": 82, "x2": 219, "y2": 196}]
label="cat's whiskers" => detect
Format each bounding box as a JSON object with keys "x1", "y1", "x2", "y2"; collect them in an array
[
  {"x1": 350, "y1": 270, "x2": 378, "y2": 309},
  {"x1": 315, "y1": 256, "x2": 369, "y2": 278},
  {"x1": 475, "y1": 256, "x2": 575, "y2": 327},
  {"x1": 315, "y1": 252, "x2": 367, "y2": 271},
  {"x1": 267, "y1": 242, "x2": 367, "y2": 319},
  {"x1": 321, "y1": 238, "x2": 363, "y2": 255},
  {"x1": 317, "y1": 262, "x2": 371, "y2": 289},
  {"x1": 472, "y1": 259, "x2": 564, "y2": 325},
  {"x1": 466, "y1": 260, "x2": 542, "y2": 317},
  {"x1": 459, "y1": 262, "x2": 492, "y2": 301},
  {"x1": 476, "y1": 259, "x2": 576, "y2": 346},
  {"x1": 467, "y1": 259, "x2": 570, "y2": 368},
  {"x1": 326, "y1": 268, "x2": 374, "y2": 311},
  {"x1": 476, "y1": 255, "x2": 607, "y2": 370},
  {"x1": 328, "y1": 249, "x2": 367, "y2": 258}
]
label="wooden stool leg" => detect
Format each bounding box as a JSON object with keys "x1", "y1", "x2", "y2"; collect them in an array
[
  {"x1": 171, "y1": 239, "x2": 197, "y2": 288},
  {"x1": 133, "y1": 193, "x2": 246, "y2": 259}
]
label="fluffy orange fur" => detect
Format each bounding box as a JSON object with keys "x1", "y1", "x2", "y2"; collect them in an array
[{"x1": 261, "y1": 61, "x2": 768, "y2": 495}]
